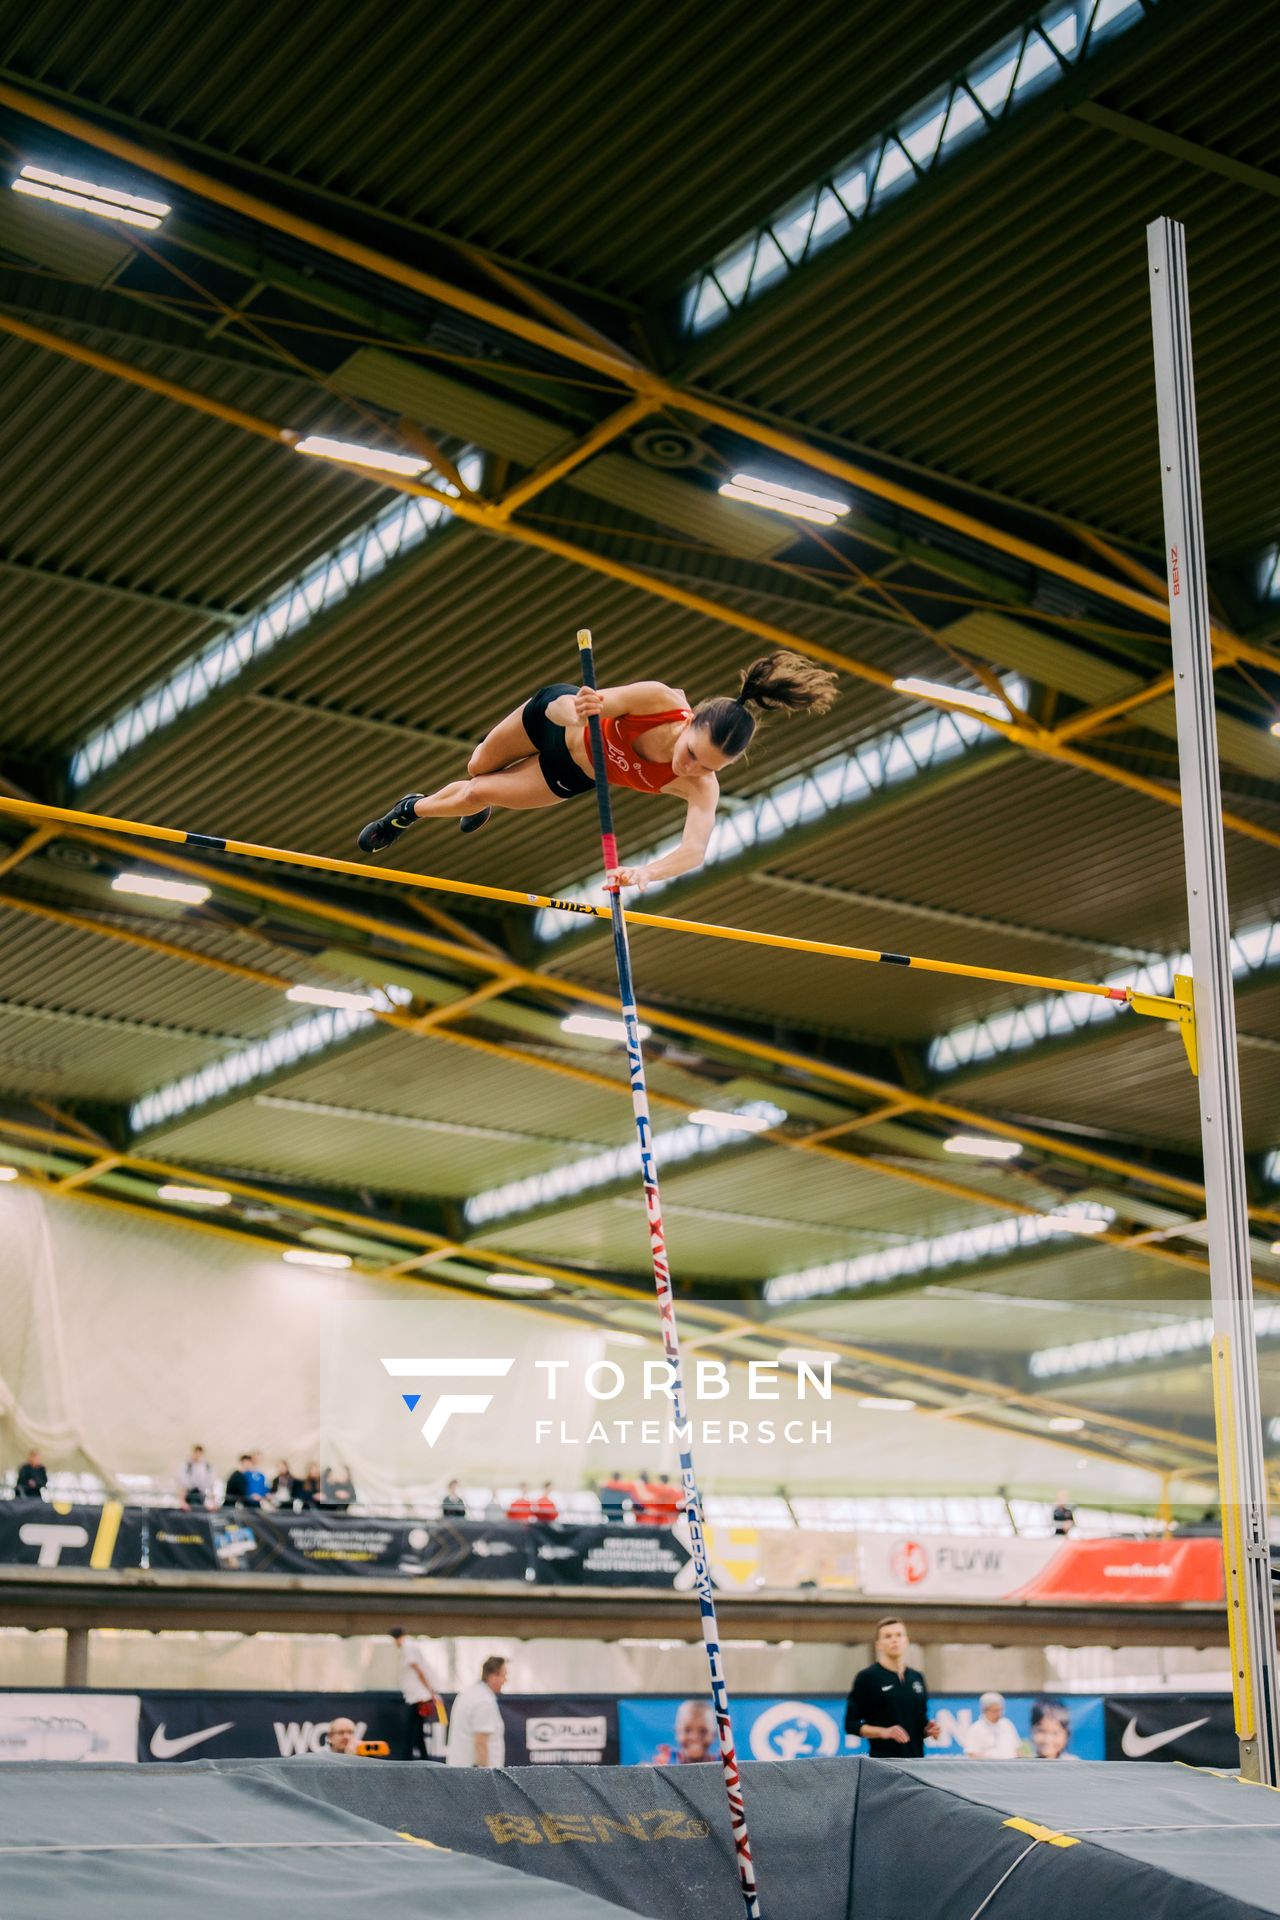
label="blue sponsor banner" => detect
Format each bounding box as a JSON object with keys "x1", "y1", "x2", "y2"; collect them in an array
[{"x1": 618, "y1": 1692, "x2": 1105, "y2": 1765}]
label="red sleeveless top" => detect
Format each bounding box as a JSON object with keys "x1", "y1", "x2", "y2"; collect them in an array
[{"x1": 585, "y1": 707, "x2": 692, "y2": 793}]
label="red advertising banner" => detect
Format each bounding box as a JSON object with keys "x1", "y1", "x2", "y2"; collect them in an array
[{"x1": 1011, "y1": 1536, "x2": 1226, "y2": 1604}]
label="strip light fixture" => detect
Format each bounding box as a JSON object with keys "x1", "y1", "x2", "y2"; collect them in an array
[
  {"x1": 765, "y1": 1203, "x2": 1115, "y2": 1303},
  {"x1": 12, "y1": 162, "x2": 171, "y2": 230},
  {"x1": 292, "y1": 435, "x2": 430, "y2": 479},
  {"x1": 717, "y1": 471, "x2": 850, "y2": 525},
  {"x1": 112, "y1": 872, "x2": 211, "y2": 906}
]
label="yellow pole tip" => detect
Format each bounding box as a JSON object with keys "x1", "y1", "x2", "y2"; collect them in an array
[{"x1": 576, "y1": 628, "x2": 592, "y2": 647}]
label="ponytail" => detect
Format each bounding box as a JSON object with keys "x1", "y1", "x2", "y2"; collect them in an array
[{"x1": 695, "y1": 651, "x2": 839, "y2": 759}]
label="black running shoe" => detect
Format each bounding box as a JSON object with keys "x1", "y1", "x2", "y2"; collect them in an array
[
  {"x1": 357, "y1": 793, "x2": 424, "y2": 854},
  {"x1": 459, "y1": 807, "x2": 492, "y2": 835}
]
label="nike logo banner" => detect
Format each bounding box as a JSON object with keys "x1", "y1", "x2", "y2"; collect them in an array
[{"x1": 1104, "y1": 1694, "x2": 1236, "y2": 1766}]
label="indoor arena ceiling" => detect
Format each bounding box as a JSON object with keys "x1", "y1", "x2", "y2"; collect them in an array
[{"x1": 0, "y1": 0, "x2": 1277, "y2": 1484}]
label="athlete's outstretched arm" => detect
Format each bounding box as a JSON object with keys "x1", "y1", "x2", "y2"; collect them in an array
[
  {"x1": 547, "y1": 682, "x2": 683, "y2": 726},
  {"x1": 610, "y1": 780, "x2": 718, "y2": 890}
]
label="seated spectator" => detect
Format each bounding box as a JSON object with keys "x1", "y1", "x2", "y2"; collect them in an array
[
  {"x1": 180, "y1": 1445, "x2": 215, "y2": 1509},
  {"x1": 643, "y1": 1472, "x2": 683, "y2": 1527},
  {"x1": 533, "y1": 1481, "x2": 558, "y2": 1522},
  {"x1": 297, "y1": 1460, "x2": 324, "y2": 1508},
  {"x1": 506, "y1": 1482, "x2": 535, "y2": 1524},
  {"x1": 599, "y1": 1469, "x2": 634, "y2": 1525},
  {"x1": 223, "y1": 1454, "x2": 255, "y2": 1507},
  {"x1": 1051, "y1": 1491, "x2": 1075, "y2": 1536},
  {"x1": 321, "y1": 1716, "x2": 361, "y2": 1758},
  {"x1": 441, "y1": 1480, "x2": 467, "y2": 1519},
  {"x1": 962, "y1": 1692, "x2": 1020, "y2": 1759},
  {"x1": 320, "y1": 1465, "x2": 357, "y2": 1511},
  {"x1": 15, "y1": 1449, "x2": 47, "y2": 1501},
  {"x1": 243, "y1": 1452, "x2": 268, "y2": 1505},
  {"x1": 270, "y1": 1460, "x2": 297, "y2": 1508},
  {"x1": 482, "y1": 1491, "x2": 504, "y2": 1521}
]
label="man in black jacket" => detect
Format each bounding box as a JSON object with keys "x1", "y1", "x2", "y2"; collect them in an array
[
  {"x1": 15, "y1": 1449, "x2": 47, "y2": 1500},
  {"x1": 845, "y1": 1617, "x2": 939, "y2": 1758}
]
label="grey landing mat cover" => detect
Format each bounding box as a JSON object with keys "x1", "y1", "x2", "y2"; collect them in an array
[
  {"x1": 860, "y1": 1758, "x2": 1280, "y2": 1920},
  {"x1": 0, "y1": 1762, "x2": 646, "y2": 1919},
  {"x1": 197, "y1": 1752, "x2": 858, "y2": 1920}
]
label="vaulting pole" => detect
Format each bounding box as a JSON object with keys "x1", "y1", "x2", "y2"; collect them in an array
[
  {"x1": 575, "y1": 628, "x2": 761, "y2": 1919},
  {"x1": 1147, "y1": 217, "x2": 1280, "y2": 1784}
]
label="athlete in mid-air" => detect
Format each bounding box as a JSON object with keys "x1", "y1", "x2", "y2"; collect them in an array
[{"x1": 356, "y1": 649, "x2": 837, "y2": 890}]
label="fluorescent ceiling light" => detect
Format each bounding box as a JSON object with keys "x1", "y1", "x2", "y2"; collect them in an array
[
  {"x1": 604, "y1": 1330, "x2": 649, "y2": 1347},
  {"x1": 293, "y1": 435, "x2": 429, "y2": 479},
  {"x1": 0, "y1": 1166, "x2": 18, "y2": 1181},
  {"x1": 465, "y1": 1101, "x2": 784, "y2": 1227},
  {"x1": 688, "y1": 1107, "x2": 783, "y2": 1133},
  {"x1": 718, "y1": 472, "x2": 849, "y2": 525},
  {"x1": 1048, "y1": 1415, "x2": 1085, "y2": 1432},
  {"x1": 486, "y1": 1272, "x2": 556, "y2": 1294},
  {"x1": 894, "y1": 677, "x2": 1013, "y2": 722},
  {"x1": 282, "y1": 1248, "x2": 352, "y2": 1270},
  {"x1": 560, "y1": 1013, "x2": 652, "y2": 1043},
  {"x1": 112, "y1": 872, "x2": 210, "y2": 906},
  {"x1": 859, "y1": 1395, "x2": 915, "y2": 1411},
  {"x1": 14, "y1": 163, "x2": 170, "y2": 229},
  {"x1": 158, "y1": 1184, "x2": 232, "y2": 1206},
  {"x1": 1042, "y1": 1211, "x2": 1109, "y2": 1235},
  {"x1": 776, "y1": 1347, "x2": 836, "y2": 1367},
  {"x1": 944, "y1": 1135, "x2": 1022, "y2": 1160},
  {"x1": 285, "y1": 984, "x2": 380, "y2": 1012},
  {"x1": 1271, "y1": 721, "x2": 1280, "y2": 739}
]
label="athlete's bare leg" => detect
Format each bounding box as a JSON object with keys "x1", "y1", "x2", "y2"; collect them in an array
[
  {"x1": 467, "y1": 704, "x2": 536, "y2": 776},
  {"x1": 413, "y1": 758, "x2": 564, "y2": 819}
]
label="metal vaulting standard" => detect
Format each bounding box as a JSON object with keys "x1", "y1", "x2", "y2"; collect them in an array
[{"x1": 1148, "y1": 217, "x2": 1280, "y2": 1786}]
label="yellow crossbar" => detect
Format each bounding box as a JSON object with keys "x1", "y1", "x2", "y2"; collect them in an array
[{"x1": 0, "y1": 795, "x2": 1189, "y2": 1021}]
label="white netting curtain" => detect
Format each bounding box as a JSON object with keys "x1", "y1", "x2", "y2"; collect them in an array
[{"x1": 0, "y1": 1185, "x2": 88, "y2": 1466}]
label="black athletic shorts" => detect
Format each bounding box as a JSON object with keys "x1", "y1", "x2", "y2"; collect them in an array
[{"x1": 522, "y1": 683, "x2": 596, "y2": 800}]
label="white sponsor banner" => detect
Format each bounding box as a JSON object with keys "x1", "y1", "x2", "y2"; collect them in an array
[
  {"x1": 0, "y1": 1692, "x2": 140, "y2": 1762},
  {"x1": 860, "y1": 1532, "x2": 1058, "y2": 1600}
]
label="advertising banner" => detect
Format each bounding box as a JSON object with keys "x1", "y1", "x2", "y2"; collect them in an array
[
  {"x1": 0, "y1": 1502, "x2": 690, "y2": 1588},
  {"x1": 1103, "y1": 1693, "x2": 1238, "y2": 1766},
  {"x1": 0, "y1": 1692, "x2": 140, "y2": 1762},
  {"x1": 860, "y1": 1531, "x2": 1227, "y2": 1604},
  {"x1": 617, "y1": 1693, "x2": 1105, "y2": 1764},
  {"x1": 859, "y1": 1533, "x2": 1057, "y2": 1600}
]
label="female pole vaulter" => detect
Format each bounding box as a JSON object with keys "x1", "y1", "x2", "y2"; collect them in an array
[{"x1": 356, "y1": 650, "x2": 837, "y2": 891}]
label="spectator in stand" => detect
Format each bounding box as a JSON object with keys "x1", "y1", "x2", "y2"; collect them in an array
[
  {"x1": 223, "y1": 1454, "x2": 255, "y2": 1507},
  {"x1": 642, "y1": 1472, "x2": 683, "y2": 1526},
  {"x1": 446, "y1": 1656, "x2": 508, "y2": 1768},
  {"x1": 533, "y1": 1481, "x2": 558, "y2": 1522},
  {"x1": 1051, "y1": 1491, "x2": 1075, "y2": 1536},
  {"x1": 270, "y1": 1459, "x2": 297, "y2": 1508},
  {"x1": 321, "y1": 1464, "x2": 356, "y2": 1511},
  {"x1": 243, "y1": 1453, "x2": 268, "y2": 1505},
  {"x1": 845, "y1": 1617, "x2": 939, "y2": 1759},
  {"x1": 297, "y1": 1460, "x2": 324, "y2": 1508},
  {"x1": 390, "y1": 1626, "x2": 445, "y2": 1761},
  {"x1": 1030, "y1": 1699, "x2": 1077, "y2": 1760},
  {"x1": 506, "y1": 1482, "x2": 535, "y2": 1523},
  {"x1": 179, "y1": 1445, "x2": 216, "y2": 1509},
  {"x1": 15, "y1": 1448, "x2": 47, "y2": 1501},
  {"x1": 482, "y1": 1490, "x2": 504, "y2": 1520},
  {"x1": 441, "y1": 1480, "x2": 468, "y2": 1519},
  {"x1": 599, "y1": 1469, "x2": 634, "y2": 1525},
  {"x1": 962, "y1": 1692, "x2": 1020, "y2": 1760},
  {"x1": 321, "y1": 1717, "x2": 361, "y2": 1758}
]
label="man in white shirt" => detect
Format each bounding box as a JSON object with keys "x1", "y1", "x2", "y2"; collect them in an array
[
  {"x1": 962, "y1": 1691, "x2": 1021, "y2": 1759},
  {"x1": 446, "y1": 1656, "x2": 507, "y2": 1768},
  {"x1": 390, "y1": 1625, "x2": 444, "y2": 1760}
]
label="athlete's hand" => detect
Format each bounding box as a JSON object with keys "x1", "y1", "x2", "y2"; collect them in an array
[
  {"x1": 573, "y1": 686, "x2": 605, "y2": 721},
  {"x1": 607, "y1": 865, "x2": 651, "y2": 891}
]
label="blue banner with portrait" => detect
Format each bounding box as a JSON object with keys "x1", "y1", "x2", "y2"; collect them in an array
[{"x1": 617, "y1": 1692, "x2": 1105, "y2": 1765}]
